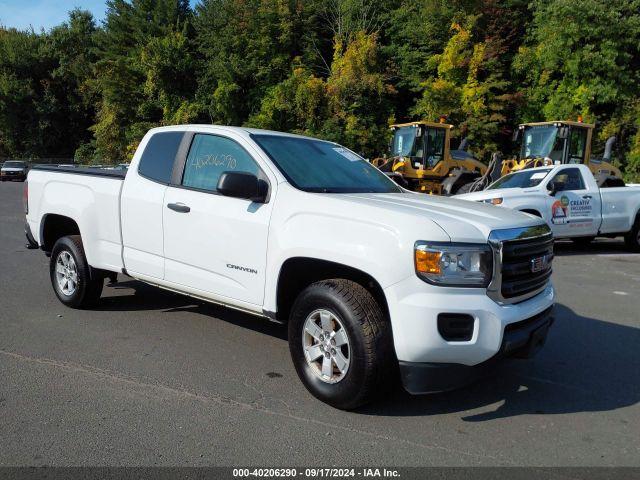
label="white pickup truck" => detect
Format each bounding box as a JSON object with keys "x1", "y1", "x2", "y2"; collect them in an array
[
  {"x1": 457, "y1": 164, "x2": 640, "y2": 251},
  {"x1": 25, "y1": 125, "x2": 555, "y2": 409}
]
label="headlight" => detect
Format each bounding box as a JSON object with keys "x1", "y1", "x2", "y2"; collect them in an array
[
  {"x1": 481, "y1": 197, "x2": 503, "y2": 205},
  {"x1": 414, "y1": 242, "x2": 493, "y2": 287}
]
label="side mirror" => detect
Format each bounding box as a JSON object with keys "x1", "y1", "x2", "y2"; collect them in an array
[
  {"x1": 547, "y1": 181, "x2": 557, "y2": 196},
  {"x1": 217, "y1": 171, "x2": 268, "y2": 203}
]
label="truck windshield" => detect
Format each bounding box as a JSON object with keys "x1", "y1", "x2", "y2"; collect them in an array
[
  {"x1": 3, "y1": 161, "x2": 26, "y2": 167},
  {"x1": 392, "y1": 126, "x2": 421, "y2": 157},
  {"x1": 520, "y1": 125, "x2": 564, "y2": 161},
  {"x1": 252, "y1": 134, "x2": 402, "y2": 193},
  {"x1": 487, "y1": 168, "x2": 552, "y2": 190}
]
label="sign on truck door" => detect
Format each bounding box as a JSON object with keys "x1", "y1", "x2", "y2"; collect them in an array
[{"x1": 545, "y1": 167, "x2": 600, "y2": 238}]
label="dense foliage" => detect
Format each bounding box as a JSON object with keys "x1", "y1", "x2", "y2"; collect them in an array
[{"x1": 1, "y1": 0, "x2": 639, "y2": 180}]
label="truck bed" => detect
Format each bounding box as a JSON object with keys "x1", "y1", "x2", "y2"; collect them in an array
[
  {"x1": 32, "y1": 165, "x2": 127, "y2": 179},
  {"x1": 26, "y1": 166, "x2": 126, "y2": 273},
  {"x1": 599, "y1": 184, "x2": 640, "y2": 234}
]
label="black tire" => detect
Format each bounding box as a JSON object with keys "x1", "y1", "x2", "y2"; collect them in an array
[
  {"x1": 570, "y1": 236, "x2": 595, "y2": 247},
  {"x1": 50, "y1": 235, "x2": 103, "y2": 308},
  {"x1": 455, "y1": 182, "x2": 474, "y2": 194},
  {"x1": 288, "y1": 279, "x2": 393, "y2": 410},
  {"x1": 624, "y1": 215, "x2": 640, "y2": 252}
]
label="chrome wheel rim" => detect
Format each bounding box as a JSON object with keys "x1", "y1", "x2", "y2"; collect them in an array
[
  {"x1": 55, "y1": 251, "x2": 78, "y2": 296},
  {"x1": 302, "y1": 309, "x2": 350, "y2": 384}
]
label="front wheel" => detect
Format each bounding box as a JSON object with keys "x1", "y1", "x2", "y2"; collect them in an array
[
  {"x1": 50, "y1": 235, "x2": 103, "y2": 308},
  {"x1": 288, "y1": 279, "x2": 393, "y2": 410}
]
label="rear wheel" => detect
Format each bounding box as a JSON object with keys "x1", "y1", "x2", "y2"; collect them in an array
[
  {"x1": 624, "y1": 216, "x2": 640, "y2": 252},
  {"x1": 50, "y1": 235, "x2": 103, "y2": 308},
  {"x1": 288, "y1": 279, "x2": 393, "y2": 410}
]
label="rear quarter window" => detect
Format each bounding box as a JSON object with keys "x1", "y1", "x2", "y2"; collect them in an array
[{"x1": 138, "y1": 131, "x2": 184, "y2": 184}]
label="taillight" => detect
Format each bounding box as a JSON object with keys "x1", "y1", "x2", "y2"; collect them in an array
[{"x1": 23, "y1": 181, "x2": 28, "y2": 215}]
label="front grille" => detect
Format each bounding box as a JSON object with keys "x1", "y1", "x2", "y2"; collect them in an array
[{"x1": 500, "y1": 234, "x2": 553, "y2": 300}]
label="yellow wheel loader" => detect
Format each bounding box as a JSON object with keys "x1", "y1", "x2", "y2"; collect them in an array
[
  {"x1": 370, "y1": 121, "x2": 487, "y2": 195},
  {"x1": 503, "y1": 121, "x2": 622, "y2": 185},
  {"x1": 463, "y1": 120, "x2": 624, "y2": 193}
]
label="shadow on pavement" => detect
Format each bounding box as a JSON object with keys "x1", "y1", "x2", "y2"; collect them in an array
[
  {"x1": 358, "y1": 303, "x2": 640, "y2": 419},
  {"x1": 553, "y1": 239, "x2": 635, "y2": 256},
  {"x1": 96, "y1": 279, "x2": 288, "y2": 340},
  {"x1": 95, "y1": 280, "x2": 639, "y2": 420}
]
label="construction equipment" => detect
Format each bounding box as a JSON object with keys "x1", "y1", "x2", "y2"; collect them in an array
[
  {"x1": 370, "y1": 121, "x2": 487, "y2": 195},
  {"x1": 463, "y1": 120, "x2": 624, "y2": 193},
  {"x1": 502, "y1": 121, "x2": 622, "y2": 185}
]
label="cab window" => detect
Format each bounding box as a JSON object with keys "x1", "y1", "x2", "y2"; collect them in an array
[
  {"x1": 138, "y1": 131, "x2": 184, "y2": 183},
  {"x1": 549, "y1": 167, "x2": 585, "y2": 192},
  {"x1": 425, "y1": 128, "x2": 445, "y2": 167},
  {"x1": 568, "y1": 128, "x2": 587, "y2": 164},
  {"x1": 182, "y1": 134, "x2": 260, "y2": 192}
]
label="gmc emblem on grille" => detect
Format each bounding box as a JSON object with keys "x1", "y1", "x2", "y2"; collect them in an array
[{"x1": 530, "y1": 255, "x2": 550, "y2": 273}]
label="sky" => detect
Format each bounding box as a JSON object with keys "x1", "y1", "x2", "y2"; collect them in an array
[{"x1": 0, "y1": 0, "x2": 198, "y2": 31}]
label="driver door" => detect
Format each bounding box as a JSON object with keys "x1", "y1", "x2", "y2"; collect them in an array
[
  {"x1": 162, "y1": 133, "x2": 274, "y2": 307},
  {"x1": 545, "y1": 167, "x2": 600, "y2": 238}
]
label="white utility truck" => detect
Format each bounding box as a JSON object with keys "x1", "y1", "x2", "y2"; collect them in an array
[
  {"x1": 25, "y1": 125, "x2": 555, "y2": 409},
  {"x1": 457, "y1": 164, "x2": 640, "y2": 251}
]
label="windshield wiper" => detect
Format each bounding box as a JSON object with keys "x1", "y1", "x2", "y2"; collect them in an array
[{"x1": 305, "y1": 187, "x2": 338, "y2": 193}]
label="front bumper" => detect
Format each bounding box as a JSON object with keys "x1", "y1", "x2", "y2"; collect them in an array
[
  {"x1": 384, "y1": 275, "x2": 555, "y2": 366},
  {"x1": 399, "y1": 306, "x2": 554, "y2": 394}
]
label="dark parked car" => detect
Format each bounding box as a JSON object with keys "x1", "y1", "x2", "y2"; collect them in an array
[{"x1": 1, "y1": 161, "x2": 29, "y2": 182}]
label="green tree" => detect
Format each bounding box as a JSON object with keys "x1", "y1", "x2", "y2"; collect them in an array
[
  {"x1": 515, "y1": 0, "x2": 640, "y2": 176},
  {"x1": 195, "y1": 0, "x2": 313, "y2": 125},
  {"x1": 412, "y1": 16, "x2": 512, "y2": 158},
  {"x1": 250, "y1": 30, "x2": 393, "y2": 158},
  {"x1": 0, "y1": 9, "x2": 97, "y2": 159},
  {"x1": 247, "y1": 61, "x2": 328, "y2": 134},
  {"x1": 323, "y1": 31, "x2": 394, "y2": 157},
  {"x1": 91, "y1": 0, "x2": 195, "y2": 161}
]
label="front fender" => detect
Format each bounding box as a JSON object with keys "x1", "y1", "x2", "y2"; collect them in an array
[{"x1": 261, "y1": 185, "x2": 450, "y2": 313}]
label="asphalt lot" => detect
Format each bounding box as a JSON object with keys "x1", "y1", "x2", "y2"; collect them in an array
[{"x1": 1, "y1": 180, "x2": 639, "y2": 467}]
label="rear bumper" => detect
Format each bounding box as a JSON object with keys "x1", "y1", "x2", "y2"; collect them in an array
[{"x1": 399, "y1": 306, "x2": 554, "y2": 394}]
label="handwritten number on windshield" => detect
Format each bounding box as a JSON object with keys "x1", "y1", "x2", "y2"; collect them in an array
[{"x1": 191, "y1": 154, "x2": 237, "y2": 170}]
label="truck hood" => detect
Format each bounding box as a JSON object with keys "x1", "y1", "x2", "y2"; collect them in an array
[{"x1": 339, "y1": 191, "x2": 544, "y2": 243}]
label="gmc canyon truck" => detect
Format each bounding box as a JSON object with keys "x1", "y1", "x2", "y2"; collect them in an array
[
  {"x1": 457, "y1": 164, "x2": 640, "y2": 251},
  {"x1": 25, "y1": 125, "x2": 555, "y2": 409}
]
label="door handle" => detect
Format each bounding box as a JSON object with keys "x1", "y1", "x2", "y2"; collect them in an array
[
  {"x1": 582, "y1": 195, "x2": 592, "y2": 199},
  {"x1": 167, "y1": 202, "x2": 190, "y2": 213}
]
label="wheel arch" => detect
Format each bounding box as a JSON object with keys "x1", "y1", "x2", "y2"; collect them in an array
[
  {"x1": 274, "y1": 257, "x2": 390, "y2": 324},
  {"x1": 40, "y1": 214, "x2": 81, "y2": 253},
  {"x1": 520, "y1": 208, "x2": 543, "y2": 218}
]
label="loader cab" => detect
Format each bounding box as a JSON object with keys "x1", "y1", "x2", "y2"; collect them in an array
[
  {"x1": 390, "y1": 122, "x2": 450, "y2": 172},
  {"x1": 518, "y1": 121, "x2": 591, "y2": 165}
]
